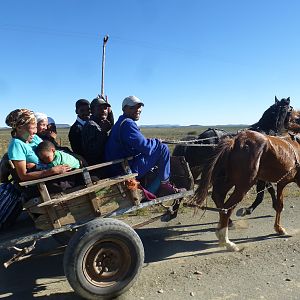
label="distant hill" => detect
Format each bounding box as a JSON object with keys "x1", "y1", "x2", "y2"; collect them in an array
[
  {"x1": 56, "y1": 124, "x2": 70, "y2": 128},
  {"x1": 140, "y1": 124, "x2": 181, "y2": 128},
  {"x1": 0, "y1": 124, "x2": 248, "y2": 130},
  {"x1": 140, "y1": 124, "x2": 249, "y2": 128},
  {"x1": 0, "y1": 124, "x2": 70, "y2": 130}
]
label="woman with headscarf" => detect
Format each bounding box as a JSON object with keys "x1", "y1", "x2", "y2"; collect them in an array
[
  {"x1": 6, "y1": 108, "x2": 71, "y2": 182},
  {"x1": 35, "y1": 112, "x2": 58, "y2": 146},
  {"x1": 34, "y1": 112, "x2": 48, "y2": 138}
]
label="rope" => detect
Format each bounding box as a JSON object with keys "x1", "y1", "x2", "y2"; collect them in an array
[
  {"x1": 163, "y1": 136, "x2": 219, "y2": 143},
  {"x1": 253, "y1": 138, "x2": 300, "y2": 196},
  {"x1": 162, "y1": 137, "x2": 219, "y2": 146}
]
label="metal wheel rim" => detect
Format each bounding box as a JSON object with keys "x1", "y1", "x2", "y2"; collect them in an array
[{"x1": 82, "y1": 238, "x2": 132, "y2": 288}]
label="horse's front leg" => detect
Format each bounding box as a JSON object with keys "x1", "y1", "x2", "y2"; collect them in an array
[
  {"x1": 236, "y1": 180, "x2": 266, "y2": 217},
  {"x1": 274, "y1": 184, "x2": 287, "y2": 235},
  {"x1": 267, "y1": 182, "x2": 277, "y2": 211}
]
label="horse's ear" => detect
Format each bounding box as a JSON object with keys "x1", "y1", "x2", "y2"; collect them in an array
[
  {"x1": 287, "y1": 97, "x2": 290, "y2": 104},
  {"x1": 275, "y1": 96, "x2": 279, "y2": 103}
]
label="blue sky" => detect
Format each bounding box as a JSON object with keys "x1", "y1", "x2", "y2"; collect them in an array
[{"x1": 1, "y1": 0, "x2": 300, "y2": 127}]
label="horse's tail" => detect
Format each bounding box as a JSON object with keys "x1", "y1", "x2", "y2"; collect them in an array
[{"x1": 193, "y1": 137, "x2": 235, "y2": 206}]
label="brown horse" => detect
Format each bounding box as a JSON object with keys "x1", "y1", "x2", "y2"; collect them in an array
[{"x1": 194, "y1": 129, "x2": 300, "y2": 251}]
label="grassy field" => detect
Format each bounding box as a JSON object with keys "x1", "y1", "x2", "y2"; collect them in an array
[{"x1": 0, "y1": 125, "x2": 245, "y2": 158}]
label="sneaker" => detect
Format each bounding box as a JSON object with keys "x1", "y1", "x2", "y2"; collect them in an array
[{"x1": 156, "y1": 182, "x2": 186, "y2": 197}]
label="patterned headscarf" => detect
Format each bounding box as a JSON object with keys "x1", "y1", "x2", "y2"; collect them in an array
[{"x1": 5, "y1": 109, "x2": 36, "y2": 136}]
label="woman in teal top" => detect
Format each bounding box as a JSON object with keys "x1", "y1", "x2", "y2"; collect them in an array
[
  {"x1": 8, "y1": 134, "x2": 42, "y2": 165},
  {"x1": 6, "y1": 109, "x2": 71, "y2": 182}
]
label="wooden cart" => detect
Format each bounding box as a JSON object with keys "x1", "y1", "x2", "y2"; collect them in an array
[{"x1": 0, "y1": 156, "x2": 194, "y2": 299}]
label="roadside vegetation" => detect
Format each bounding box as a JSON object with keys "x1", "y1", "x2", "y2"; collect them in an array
[{"x1": 0, "y1": 125, "x2": 246, "y2": 157}]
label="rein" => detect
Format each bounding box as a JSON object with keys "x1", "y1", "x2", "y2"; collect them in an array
[{"x1": 162, "y1": 136, "x2": 218, "y2": 146}]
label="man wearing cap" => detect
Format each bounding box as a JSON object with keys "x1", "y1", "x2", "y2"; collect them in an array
[
  {"x1": 81, "y1": 96, "x2": 114, "y2": 166},
  {"x1": 68, "y1": 99, "x2": 90, "y2": 156},
  {"x1": 105, "y1": 95, "x2": 184, "y2": 197},
  {"x1": 90, "y1": 95, "x2": 114, "y2": 131}
]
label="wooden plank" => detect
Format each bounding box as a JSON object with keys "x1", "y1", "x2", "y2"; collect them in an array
[
  {"x1": 34, "y1": 195, "x2": 101, "y2": 230},
  {"x1": 37, "y1": 183, "x2": 61, "y2": 229},
  {"x1": 81, "y1": 168, "x2": 101, "y2": 215},
  {"x1": 87, "y1": 193, "x2": 101, "y2": 216},
  {"x1": 19, "y1": 157, "x2": 133, "y2": 187},
  {"x1": 25, "y1": 205, "x2": 47, "y2": 215},
  {"x1": 104, "y1": 189, "x2": 194, "y2": 218},
  {"x1": 37, "y1": 173, "x2": 138, "y2": 207},
  {"x1": 23, "y1": 197, "x2": 41, "y2": 209}
]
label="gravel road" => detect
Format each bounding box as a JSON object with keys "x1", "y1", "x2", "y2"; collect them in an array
[{"x1": 1, "y1": 187, "x2": 300, "y2": 300}]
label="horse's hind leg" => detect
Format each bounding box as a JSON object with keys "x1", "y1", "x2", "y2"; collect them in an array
[
  {"x1": 274, "y1": 183, "x2": 287, "y2": 235},
  {"x1": 216, "y1": 185, "x2": 251, "y2": 252},
  {"x1": 211, "y1": 180, "x2": 234, "y2": 226}
]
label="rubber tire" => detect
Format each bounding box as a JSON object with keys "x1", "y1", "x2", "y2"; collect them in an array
[{"x1": 63, "y1": 218, "x2": 144, "y2": 300}]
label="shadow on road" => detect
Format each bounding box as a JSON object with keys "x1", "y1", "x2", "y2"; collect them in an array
[
  {"x1": 0, "y1": 213, "x2": 284, "y2": 298},
  {"x1": 0, "y1": 240, "x2": 79, "y2": 300},
  {"x1": 136, "y1": 214, "x2": 282, "y2": 264}
]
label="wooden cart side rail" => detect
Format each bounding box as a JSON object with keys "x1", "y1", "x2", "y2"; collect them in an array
[
  {"x1": 36, "y1": 173, "x2": 138, "y2": 208},
  {"x1": 0, "y1": 189, "x2": 194, "y2": 250},
  {"x1": 0, "y1": 222, "x2": 84, "y2": 250},
  {"x1": 19, "y1": 157, "x2": 133, "y2": 187},
  {"x1": 105, "y1": 189, "x2": 194, "y2": 218}
]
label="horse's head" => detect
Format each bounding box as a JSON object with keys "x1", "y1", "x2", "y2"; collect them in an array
[
  {"x1": 274, "y1": 96, "x2": 291, "y2": 133},
  {"x1": 275, "y1": 96, "x2": 290, "y2": 106},
  {"x1": 250, "y1": 96, "x2": 291, "y2": 135},
  {"x1": 286, "y1": 109, "x2": 300, "y2": 133}
]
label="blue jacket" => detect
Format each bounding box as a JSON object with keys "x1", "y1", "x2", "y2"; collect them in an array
[{"x1": 105, "y1": 115, "x2": 160, "y2": 162}]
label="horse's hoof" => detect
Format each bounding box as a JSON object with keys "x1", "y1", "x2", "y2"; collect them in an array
[
  {"x1": 160, "y1": 210, "x2": 178, "y2": 222},
  {"x1": 236, "y1": 207, "x2": 252, "y2": 217},
  {"x1": 236, "y1": 208, "x2": 247, "y2": 217},
  {"x1": 275, "y1": 226, "x2": 287, "y2": 235},
  {"x1": 226, "y1": 243, "x2": 240, "y2": 252}
]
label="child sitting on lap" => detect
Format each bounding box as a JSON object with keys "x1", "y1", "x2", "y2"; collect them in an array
[{"x1": 35, "y1": 140, "x2": 80, "y2": 169}]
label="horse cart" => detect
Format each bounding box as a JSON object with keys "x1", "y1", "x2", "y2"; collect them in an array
[{"x1": 0, "y1": 156, "x2": 194, "y2": 299}]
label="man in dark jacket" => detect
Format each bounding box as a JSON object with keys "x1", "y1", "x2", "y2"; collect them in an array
[
  {"x1": 81, "y1": 96, "x2": 114, "y2": 166},
  {"x1": 68, "y1": 99, "x2": 90, "y2": 156},
  {"x1": 90, "y1": 95, "x2": 114, "y2": 131},
  {"x1": 105, "y1": 95, "x2": 184, "y2": 197}
]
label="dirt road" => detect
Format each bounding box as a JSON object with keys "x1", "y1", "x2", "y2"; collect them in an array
[{"x1": 1, "y1": 189, "x2": 300, "y2": 300}]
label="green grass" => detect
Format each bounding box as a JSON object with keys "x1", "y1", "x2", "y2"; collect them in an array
[{"x1": 0, "y1": 125, "x2": 245, "y2": 157}]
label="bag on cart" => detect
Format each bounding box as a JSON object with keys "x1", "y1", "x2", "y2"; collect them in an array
[
  {"x1": 0, "y1": 182, "x2": 23, "y2": 230},
  {"x1": 0, "y1": 153, "x2": 11, "y2": 183}
]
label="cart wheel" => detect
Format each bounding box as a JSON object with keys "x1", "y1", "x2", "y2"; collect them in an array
[{"x1": 63, "y1": 218, "x2": 144, "y2": 300}]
